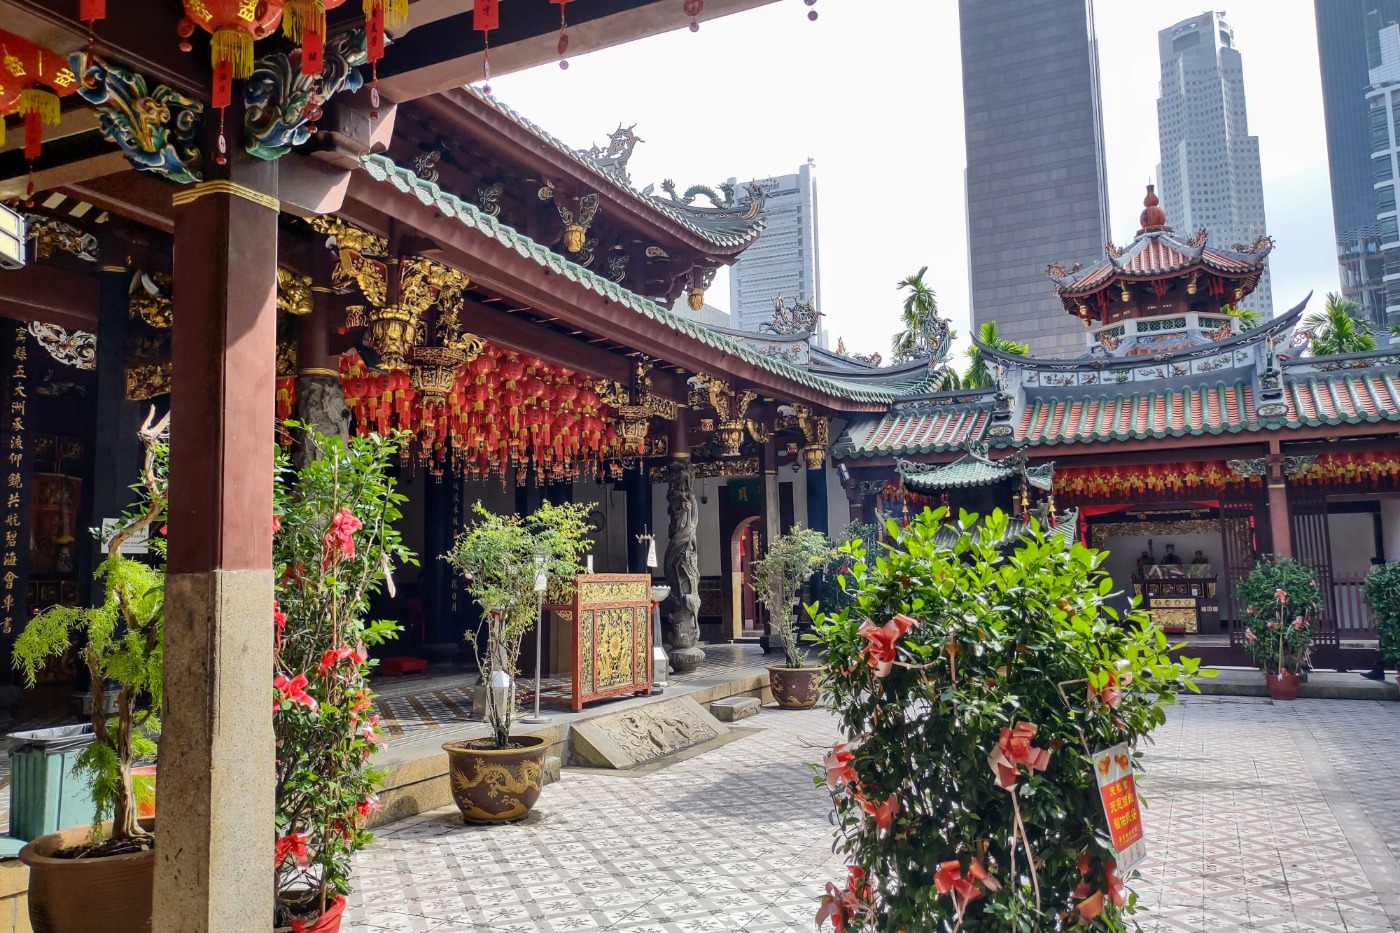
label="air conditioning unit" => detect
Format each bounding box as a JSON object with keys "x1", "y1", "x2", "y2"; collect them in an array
[{"x1": 0, "y1": 205, "x2": 25, "y2": 271}]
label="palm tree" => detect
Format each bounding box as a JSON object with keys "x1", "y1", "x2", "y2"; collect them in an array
[
  {"x1": 891, "y1": 267, "x2": 939, "y2": 364},
  {"x1": 1304, "y1": 292, "x2": 1376, "y2": 356},
  {"x1": 927, "y1": 365, "x2": 963, "y2": 392},
  {"x1": 963, "y1": 321, "x2": 1027, "y2": 389},
  {"x1": 1222, "y1": 303, "x2": 1260, "y2": 332}
]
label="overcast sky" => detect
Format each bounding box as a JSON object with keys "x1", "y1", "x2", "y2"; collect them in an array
[{"x1": 488, "y1": 0, "x2": 1337, "y2": 359}]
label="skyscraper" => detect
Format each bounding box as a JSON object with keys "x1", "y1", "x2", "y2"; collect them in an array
[
  {"x1": 1155, "y1": 12, "x2": 1273, "y2": 316},
  {"x1": 1364, "y1": 19, "x2": 1400, "y2": 327},
  {"x1": 725, "y1": 161, "x2": 822, "y2": 339},
  {"x1": 1314, "y1": 0, "x2": 1400, "y2": 325},
  {"x1": 960, "y1": 0, "x2": 1111, "y2": 360}
]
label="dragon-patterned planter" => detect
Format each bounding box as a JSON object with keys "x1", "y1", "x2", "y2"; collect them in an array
[{"x1": 442, "y1": 735, "x2": 547, "y2": 824}]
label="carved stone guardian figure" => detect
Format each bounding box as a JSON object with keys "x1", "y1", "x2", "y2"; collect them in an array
[
  {"x1": 662, "y1": 459, "x2": 705, "y2": 672},
  {"x1": 294, "y1": 372, "x2": 351, "y2": 468}
]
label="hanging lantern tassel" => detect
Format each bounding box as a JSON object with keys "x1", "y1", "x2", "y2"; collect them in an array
[
  {"x1": 285, "y1": 0, "x2": 328, "y2": 75},
  {"x1": 684, "y1": 0, "x2": 703, "y2": 32},
  {"x1": 552, "y1": 0, "x2": 571, "y2": 69},
  {"x1": 80, "y1": 0, "x2": 106, "y2": 40},
  {"x1": 475, "y1": 0, "x2": 499, "y2": 92},
  {"x1": 18, "y1": 88, "x2": 59, "y2": 165}
]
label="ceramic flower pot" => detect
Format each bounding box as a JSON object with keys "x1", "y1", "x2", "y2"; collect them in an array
[
  {"x1": 275, "y1": 896, "x2": 345, "y2": 933},
  {"x1": 443, "y1": 735, "x2": 547, "y2": 824},
  {"x1": 1266, "y1": 670, "x2": 1299, "y2": 701},
  {"x1": 768, "y1": 666, "x2": 820, "y2": 710},
  {"x1": 20, "y1": 819, "x2": 155, "y2": 933}
]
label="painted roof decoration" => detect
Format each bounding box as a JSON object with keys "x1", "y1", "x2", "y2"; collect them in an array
[
  {"x1": 929, "y1": 508, "x2": 1080, "y2": 551},
  {"x1": 897, "y1": 446, "x2": 1054, "y2": 492},
  {"x1": 463, "y1": 88, "x2": 767, "y2": 251},
  {"x1": 359, "y1": 154, "x2": 946, "y2": 405}
]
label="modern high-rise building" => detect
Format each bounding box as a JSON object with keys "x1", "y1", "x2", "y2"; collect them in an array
[
  {"x1": 960, "y1": 0, "x2": 1111, "y2": 360},
  {"x1": 725, "y1": 161, "x2": 823, "y2": 341},
  {"x1": 1364, "y1": 21, "x2": 1400, "y2": 327},
  {"x1": 1155, "y1": 12, "x2": 1273, "y2": 317},
  {"x1": 1314, "y1": 0, "x2": 1400, "y2": 326}
]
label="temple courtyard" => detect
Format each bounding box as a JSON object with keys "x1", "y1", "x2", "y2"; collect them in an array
[{"x1": 343, "y1": 695, "x2": 1400, "y2": 933}]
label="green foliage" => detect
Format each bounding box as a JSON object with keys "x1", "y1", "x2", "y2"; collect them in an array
[
  {"x1": 446, "y1": 500, "x2": 593, "y2": 748},
  {"x1": 12, "y1": 420, "x2": 166, "y2": 844},
  {"x1": 1363, "y1": 561, "x2": 1400, "y2": 666},
  {"x1": 964, "y1": 321, "x2": 1028, "y2": 389},
  {"x1": 1304, "y1": 292, "x2": 1377, "y2": 356},
  {"x1": 273, "y1": 429, "x2": 416, "y2": 926},
  {"x1": 812, "y1": 507, "x2": 1203, "y2": 931},
  {"x1": 1234, "y1": 557, "x2": 1320, "y2": 674},
  {"x1": 1222, "y1": 303, "x2": 1260, "y2": 332},
  {"x1": 820, "y1": 520, "x2": 880, "y2": 615},
  {"x1": 891, "y1": 266, "x2": 940, "y2": 364},
  {"x1": 750, "y1": 525, "x2": 833, "y2": 668}
]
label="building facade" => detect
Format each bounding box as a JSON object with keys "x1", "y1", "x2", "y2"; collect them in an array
[
  {"x1": 1314, "y1": 0, "x2": 1400, "y2": 325},
  {"x1": 1366, "y1": 21, "x2": 1400, "y2": 328},
  {"x1": 960, "y1": 0, "x2": 1112, "y2": 359},
  {"x1": 1155, "y1": 11, "x2": 1273, "y2": 317},
  {"x1": 725, "y1": 161, "x2": 823, "y2": 342}
]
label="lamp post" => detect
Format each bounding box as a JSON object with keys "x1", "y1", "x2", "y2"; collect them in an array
[{"x1": 522, "y1": 552, "x2": 550, "y2": 724}]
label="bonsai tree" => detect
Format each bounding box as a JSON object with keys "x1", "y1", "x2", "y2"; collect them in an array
[
  {"x1": 12, "y1": 410, "x2": 168, "y2": 849},
  {"x1": 446, "y1": 500, "x2": 592, "y2": 749},
  {"x1": 750, "y1": 525, "x2": 833, "y2": 668},
  {"x1": 812, "y1": 508, "x2": 1203, "y2": 931},
  {"x1": 1364, "y1": 561, "x2": 1400, "y2": 669},
  {"x1": 1235, "y1": 557, "x2": 1321, "y2": 675},
  {"x1": 272, "y1": 428, "x2": 415, "y2": 928}
]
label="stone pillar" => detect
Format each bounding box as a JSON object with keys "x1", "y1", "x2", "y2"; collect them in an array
[
  {"x1": 805, "y1": 462, "x2": 829, "y2": 611},
  {"x1": 1266, "y1": 442, "x2": 1293, "y2": 559},
  {"x1": 155, "y1": 148, "x2": 278, "y2": 932},
  {"x1": 662, "y1": 457, "x2": 704, "y2": 672},
  {"x1": 294, "y1": 285, "x2": 349, "y2": 467}
]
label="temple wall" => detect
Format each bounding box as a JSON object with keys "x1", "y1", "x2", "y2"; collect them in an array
[
  {"x1": 1381, "y1": 500, "x2": 1400, "y2": 563},
  {"x1": 1328, "y1": 512, "x2": 1380, "y2": 576}
]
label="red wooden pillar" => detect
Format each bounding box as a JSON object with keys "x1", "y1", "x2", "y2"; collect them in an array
[
  {"x1": 1266, "y1": 440, "x2": 1293, "y2": 559},
  {"x1": 154, "y1": 150, "x2": 279, "y2": 932}
]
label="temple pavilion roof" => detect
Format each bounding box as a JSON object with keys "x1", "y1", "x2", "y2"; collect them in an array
[{"x1": 898, "y1": 448, "x2": 1054, "y2": 492}]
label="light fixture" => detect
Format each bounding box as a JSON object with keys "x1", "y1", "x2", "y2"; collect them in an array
[{"x1": 837, "y1": 462, "x2": 850, "y2": 485}]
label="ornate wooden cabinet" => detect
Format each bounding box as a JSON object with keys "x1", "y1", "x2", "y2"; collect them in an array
[
  {"x1": 550, "y1": 574, "x2": 653, "y2": 711},
  {"x1": 1132, "y1": 575, "x2": 1218, "y2": 634}
]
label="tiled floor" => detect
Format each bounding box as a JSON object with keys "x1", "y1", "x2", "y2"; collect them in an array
[{"x1": 346, "y1": 695, "x2": 1400, "y2": 933}]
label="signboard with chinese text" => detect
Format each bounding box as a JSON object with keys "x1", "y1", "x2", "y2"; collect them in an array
[
  {"x1": 1, "y1": 325, "x2": 33, "y2": 632},
  {"x1": 1093, "y1": 743, "x2": 1146, "y2": 870}
]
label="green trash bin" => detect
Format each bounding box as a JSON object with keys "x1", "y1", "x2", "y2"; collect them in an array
[{"x1": 6, "y1": 723, "x2": 98, "y2": 842}]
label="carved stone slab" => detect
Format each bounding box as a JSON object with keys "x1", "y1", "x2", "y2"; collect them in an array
[{"x1": 568, "y1": 696, "x2": 727, "y2": 769}]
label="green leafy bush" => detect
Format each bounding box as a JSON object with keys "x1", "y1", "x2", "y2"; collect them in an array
[
  {"x1": 812, "y1": 507, "x2": 1203, "y2": 931},
  {"x1": 1234, "y1": 557, "x2": 1320, "y2": 674},
  {"x1": 751, "y1": 525, "x2": 833, "y2": 668},
  {"x1": 272, "y1": 429, "x2": 415, "y2": 927},
  {"x1": 819, "y1": 520, "x2": 878, "y2": 615},
  {"x1": 1363, "y1": 561, "x2": 1400, "y2": 666}
]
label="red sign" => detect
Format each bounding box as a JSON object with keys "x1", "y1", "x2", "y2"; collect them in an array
[{"x1": 1093, "y1": 744, "x2": 1146, "y2": 869}]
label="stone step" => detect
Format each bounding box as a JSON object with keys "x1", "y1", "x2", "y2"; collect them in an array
[{"x1": 709, "y1": 696, "x2": 761, "y2": 722}]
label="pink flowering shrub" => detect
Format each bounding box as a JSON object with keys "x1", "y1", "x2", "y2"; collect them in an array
[
  {"x1": 1235, "y1": 557, "x2": 1320, "y2": 675},
  {"x1": 272, "y1": 429, "x2": 416, "y2": 928},
  {"x1": 811, "y1": 508, "x2": 1203, "y2": 931}
]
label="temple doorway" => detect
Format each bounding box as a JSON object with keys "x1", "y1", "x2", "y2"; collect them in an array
[{"x1": 732, "y1": 516, "x2": 762, "y2": 639}]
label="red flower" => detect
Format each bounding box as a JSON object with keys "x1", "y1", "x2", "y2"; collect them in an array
[
  {"x1": 857, "y1": 792, "x2": 900, "y2": 832},
  {"x1": 274, "y1": 832, "x2": 308, "y2": 868},
  {"x1": 816, "y1": 866, "x2": 871, "y2": 932},
  {"x1": 824, "y1": 743, "x2": 856, "y2": 792},
  {"x1": 1074, "y1": 855, "x2": 1127, "y2": 920},
  {"x1": 857, "y1": 613, "x2": 917, "y2": 678},
  {"x1": 273, "y1": 601, "x2": 286, "y2": 650},
  {"x1": 273, "y1": 673, "x2": 318, "y2": 713},
  {"x1": 934, "y1": 858, "x2": 999, "y2": 910},
  {"x1": 355, "y1": 795, "x2": 383, "y2": 819},
  {"x1": 1246, "y1": 606, "x2": 1257, "y2": 615},
  {"x1": 317, "y1": 644, "x2": 366, "y2": 679},
  {"x1": 1245, "y1": 629, "x2": 1257, "y2": 642},
  {"x1": 1274, "y1": 588, "x2": 1288, "y2": 603},
  {"x1": 272, "y1": 514, "x2": 281, "y2": 535},
  {"x1": 988, "y1": 721, "x2": 1052, "y2": 790},
  {"x1": 321, "y1": 508, "x2": 363, "y2": 569}
]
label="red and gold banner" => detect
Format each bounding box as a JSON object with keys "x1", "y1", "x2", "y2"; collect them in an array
[{"x1": 1055, "y1": 461, "x2": 1258, "y2": 504}]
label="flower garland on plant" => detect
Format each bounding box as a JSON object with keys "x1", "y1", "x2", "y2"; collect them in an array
[
  {"x1": 1235, "y1": 557, "x2": 1320, "y2": 677},
  {"x1": 812, "y1": 507, "x2": 1204, "y2": 931},
  {"x1": 271, "y1": 427, "x2": 416, "y2": 929}
]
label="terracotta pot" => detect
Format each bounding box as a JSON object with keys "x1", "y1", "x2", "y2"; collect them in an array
[
  {"x1": 768, "y1": 666, "x2": 820, "y2": 710},
  {"x1": 1266, "y1": 670, "x2": 1299, "y2": 701},
  {"x1": 275, "y1": 896, "x2": 346, "y2": 933},
  {"x1": 442, "y1": 735, "x2": 547, "y2": 824},
  {"x1": 20, "y1": 819, "x2": 155, "y2": 933}
]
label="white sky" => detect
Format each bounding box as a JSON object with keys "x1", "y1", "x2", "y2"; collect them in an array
[{"x1": 488, "y1": 0, "x2": 1338, "y2": 360}]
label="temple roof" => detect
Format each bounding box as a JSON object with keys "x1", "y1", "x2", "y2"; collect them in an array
[
  {"x1": 834, "y1": 398, "x2": 993, "y2": 460},
  {"x1": 462, "y1": 88, "x2": 767, "y2": 251},
  {"x1": 898, "y1": 448, "x2": 1054, "y2": 491},
  {"x1": 360, "y1": 155, "x2": 946, "y2": 405}
]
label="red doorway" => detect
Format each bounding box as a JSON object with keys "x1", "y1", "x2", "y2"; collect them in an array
[{"x1": 732, "y1": 516, "x2": 762, "y2": 639}]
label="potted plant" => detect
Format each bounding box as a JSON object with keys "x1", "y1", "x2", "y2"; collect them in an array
[
  {"x1": 810, "y1": 509, "x2": 1203, "y2": 931},
  {"x1": 14, "y1": 413, "x2": 167, "y2": 933},
  {"x1": 1362, "y1": 561, "x2": 1400, "y2": 695},
  {"x1": 751, "y1": 525, "x2": 833, "y2": 709},
  {"x1": 443, "y1": 500, "x2": 592, "y2": 823},
  {"x1": 272, "y1": 429, "x2": 415, "y2": 931},
  {"x1": 1235, "y1": 556, "x2": 1321, "y2": 701},
  {"x1": 819, "y1": 520, "x2": 879, "y2": 616}
]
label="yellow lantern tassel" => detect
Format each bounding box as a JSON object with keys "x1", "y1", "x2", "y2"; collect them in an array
[
  {"x1": 0, "y1": 117, "x2": 5, "y2": 148},
  {"x1": 283, "y1": 0, "x2": 326, "y2": 40},
  {"x1": 17, "y1": 89, "x2": 60, "y2": 126},
  {"x1": 364, "y1": 0, "x2": 409, "y2": 30},
  {"x1": 210, "y1": 27, "x2": 254, "y2": 80}
]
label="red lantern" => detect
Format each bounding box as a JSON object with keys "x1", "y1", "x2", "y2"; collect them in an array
[
  {"x1": 181, "y1": 1, "x2": 285, "y2": 109},
  {"x1": 0, "y1": 32, "x2": 77, "y2": 167},
  {"x1": 499, "y1": 358, "x2": 524, "y2": 384}
]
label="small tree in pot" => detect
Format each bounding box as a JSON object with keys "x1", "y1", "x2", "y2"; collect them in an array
[
  {"x1": 443, "y1": 500, "x2": 592, "y2": 822},
  {"x1": 1236, "y1": 556, "x2": 1321, "y2": 700},
  {"x1": 272, "y1": 429, "x2": 415, "y2": 931},
  {"x1": 13, "y1": 411, "x2": 167, "y2": 933},
  {"x1": 751, "y1": 525, "x2": 833, "y2": 709},
  {"x1": 1362, "y1": 561, "x2": 1400, "y2": 686}
]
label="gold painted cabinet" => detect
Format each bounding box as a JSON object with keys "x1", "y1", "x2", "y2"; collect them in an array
[
  {"x1": 547, "y1": 574, "x2": 653, "y2": 711},
  {"x1": 1132, "y1": 576, "x2": 1218, "y2": 634}
]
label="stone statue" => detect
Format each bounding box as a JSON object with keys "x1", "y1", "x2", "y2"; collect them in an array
[
  {"x1": 662, "y1": 459, "x2": 704, "y2": 672},
  {"x1": 294, "y1": 373, "x2": 351, "y2": 468}
]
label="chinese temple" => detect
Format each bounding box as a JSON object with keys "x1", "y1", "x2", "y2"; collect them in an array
[{"x1": 834, "y1": 187, "x2": 1400, "y2": 669}]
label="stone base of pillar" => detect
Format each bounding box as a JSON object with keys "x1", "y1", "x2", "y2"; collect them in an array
[
  {"x1": 669, "y1": 644, "x2": 706, "y2": 673},
  {"x1": 153, "y1": 570, "x2": 275, "y2": 932}
]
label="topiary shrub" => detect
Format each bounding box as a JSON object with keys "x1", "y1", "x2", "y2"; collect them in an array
[
  {"x1": 1363, "y1": 561, "x2": 1400, "y2": 667},
  {"x1": 1234, "y1": 557, "x2": 1321, "y2": 675},
  {"x1": 812, "y1": 507, "x2": 1203, "y2": 932}
]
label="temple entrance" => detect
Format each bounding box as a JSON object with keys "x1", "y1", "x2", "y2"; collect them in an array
[{"x1": 732, "y1": 516, "x2": 762, "y2": 639}]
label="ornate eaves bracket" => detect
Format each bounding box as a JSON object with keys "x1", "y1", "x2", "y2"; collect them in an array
[
  {"x1": 24, "y1": 214, "x2": 99, "y2": 262},
  {"x1": 70, "y1": 52, "x2": 204, "y2": 185},
  {"x1": 778, "y1": 403, "x2": 830, "y2": 469},
  {"x1": 684, "y1": 266, "x2": 717, "y2": 312},
  {"x1": 245, "y1": 31, "x2": 367, "y2": 161},
  {"x1": 1227, "y1": 455, "x2": 1317, "y2": 482},
  {"x1": 538, "y1": 180, "x2": 600, "y2": 255},
  {"x1": 688, "y1": 373, "x2": 758, "y2": 458}
]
